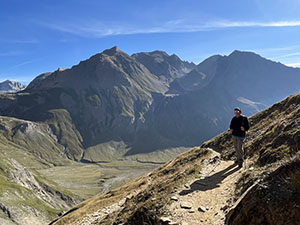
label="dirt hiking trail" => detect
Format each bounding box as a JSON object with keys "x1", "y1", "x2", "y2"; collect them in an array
[{"x1": 165, "y1": 152, "x2": 246, "y2": 225}]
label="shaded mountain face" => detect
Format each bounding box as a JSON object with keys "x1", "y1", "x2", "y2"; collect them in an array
[
  {"x1": 0, "y1": 80, "x2": 26, "y2": 93},
  {"x1": 1, "y1": 47, "x2": 300, "y2": 161}
]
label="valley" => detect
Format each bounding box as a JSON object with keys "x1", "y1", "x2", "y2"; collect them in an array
[
  {"x1": 0, "y1": 114, "x2": 182, "y2": 224},
  {"x1": 38, "y1": 161, "x2": 158, "y2": 199}
]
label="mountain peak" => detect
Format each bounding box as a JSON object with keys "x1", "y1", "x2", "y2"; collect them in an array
[
  {"x1": 102, "y1": 46, "x2": 122, "y2": 56},
  {"x1": 57, "y1": 67, "x2": 65, "y2": 72},
  {"x1": 229, "y1": 50, "x2": 261, "y2": 58},
  {"x1": 151, "y1": 50, "x2": 169, "y2": 56},
  {"x1": 132, "y1": 50, "x2": 169, "y2": 58},
  {"x1": 2, "y1": 79, "x2": 19, "y2": 84}
]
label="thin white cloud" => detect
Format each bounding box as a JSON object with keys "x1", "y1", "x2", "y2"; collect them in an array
[
  {"x1": 42, "y1": 19, "x2": 300, "y2": 38},
  {"x1": 3, "y1": 59, "x2": 41, "y2": 73},
  {"x1": 248, "y1": 45, "x2": 300, "y2": 53},
  {"x1": 273, "y1": 52, "x2": 300, "y2": 59},
  {"x1": 59, "y1": 38, "x2": 79, "y2": 43},
  {"x1": 0, "y1": 51, "x2": 25, "y2": 57},
  {"x1": 213, "y1": 20, "x2": 300, "y2": 28},
  {"x1": 1, "y1": 59, "x2": 40, "y2": 84},
  {"x1": 0, "y1": 38, "x2": 39, "y2": 44},
  {"x1": 285, "y1": 62, "x2": 300, "y2": 67},
  {"x1": 243, "y1": 44, "x2": 300, "y2": 64}
]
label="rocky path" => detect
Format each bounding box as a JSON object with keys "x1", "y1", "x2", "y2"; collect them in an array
[
  {"x1": 164, "y1": 153, "x2": 244, "y2": 225},
  {"x1": 74, "y1": 198, "x2": 126, "y2": 225}
]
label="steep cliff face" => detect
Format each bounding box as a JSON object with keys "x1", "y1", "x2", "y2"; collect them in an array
[{"x1": 52, "y1": 92, "x2": 300, "y2": 225}]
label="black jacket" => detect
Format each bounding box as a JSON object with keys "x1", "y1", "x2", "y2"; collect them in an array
[{"x1": 230, "y1": 115, "x2": 249, "y2": 137}]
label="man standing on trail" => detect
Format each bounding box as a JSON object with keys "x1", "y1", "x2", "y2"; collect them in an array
[{"x1": 229, "y1": 107, "x2": 249, "y2": 168}]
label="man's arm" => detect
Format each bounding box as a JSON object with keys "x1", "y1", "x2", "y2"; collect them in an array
[
  {"x1": 229, "y1": 118, "x2": 234, "y2": 132},
  {"x1": 243, "y1": 117, "x2": 250, "y2": 131}
]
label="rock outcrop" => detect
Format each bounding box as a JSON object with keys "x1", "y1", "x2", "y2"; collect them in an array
[{"x1": 226, "y1": 158, "x2": 300, "y2": 225}]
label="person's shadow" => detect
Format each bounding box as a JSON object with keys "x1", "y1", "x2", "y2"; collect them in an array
[{"x1": 179, "y1": 163, "x2": 240, "y2": 196}]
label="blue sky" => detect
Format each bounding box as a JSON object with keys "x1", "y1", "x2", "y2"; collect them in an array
[{"x1": 1, "y1": 0, "x2": 300, "y2": 84}]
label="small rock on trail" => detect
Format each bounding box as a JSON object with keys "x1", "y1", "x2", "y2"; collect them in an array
[{"x1": 180, "y1": 202, "x2": 193, "y2": 209}]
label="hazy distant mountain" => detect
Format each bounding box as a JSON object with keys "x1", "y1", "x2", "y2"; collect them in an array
[
  {"x1": 0, "y1": 80, "x2": 26, "y2": 93},
  {"x1": 1, "y1": 47, "x2": 300, "y2": 162}
]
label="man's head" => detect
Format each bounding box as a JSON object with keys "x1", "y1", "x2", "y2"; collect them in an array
[{"x1": 234, "y1": 107, "x2": 242, "y2": 117}]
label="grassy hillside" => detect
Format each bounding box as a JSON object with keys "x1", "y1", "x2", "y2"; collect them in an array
[
  {"x1": 0, "y1": 129, "x2": 76, "y2": 224},
  {"x1": 0, "y1": 116, "x2": 103, "y2": 224}
]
